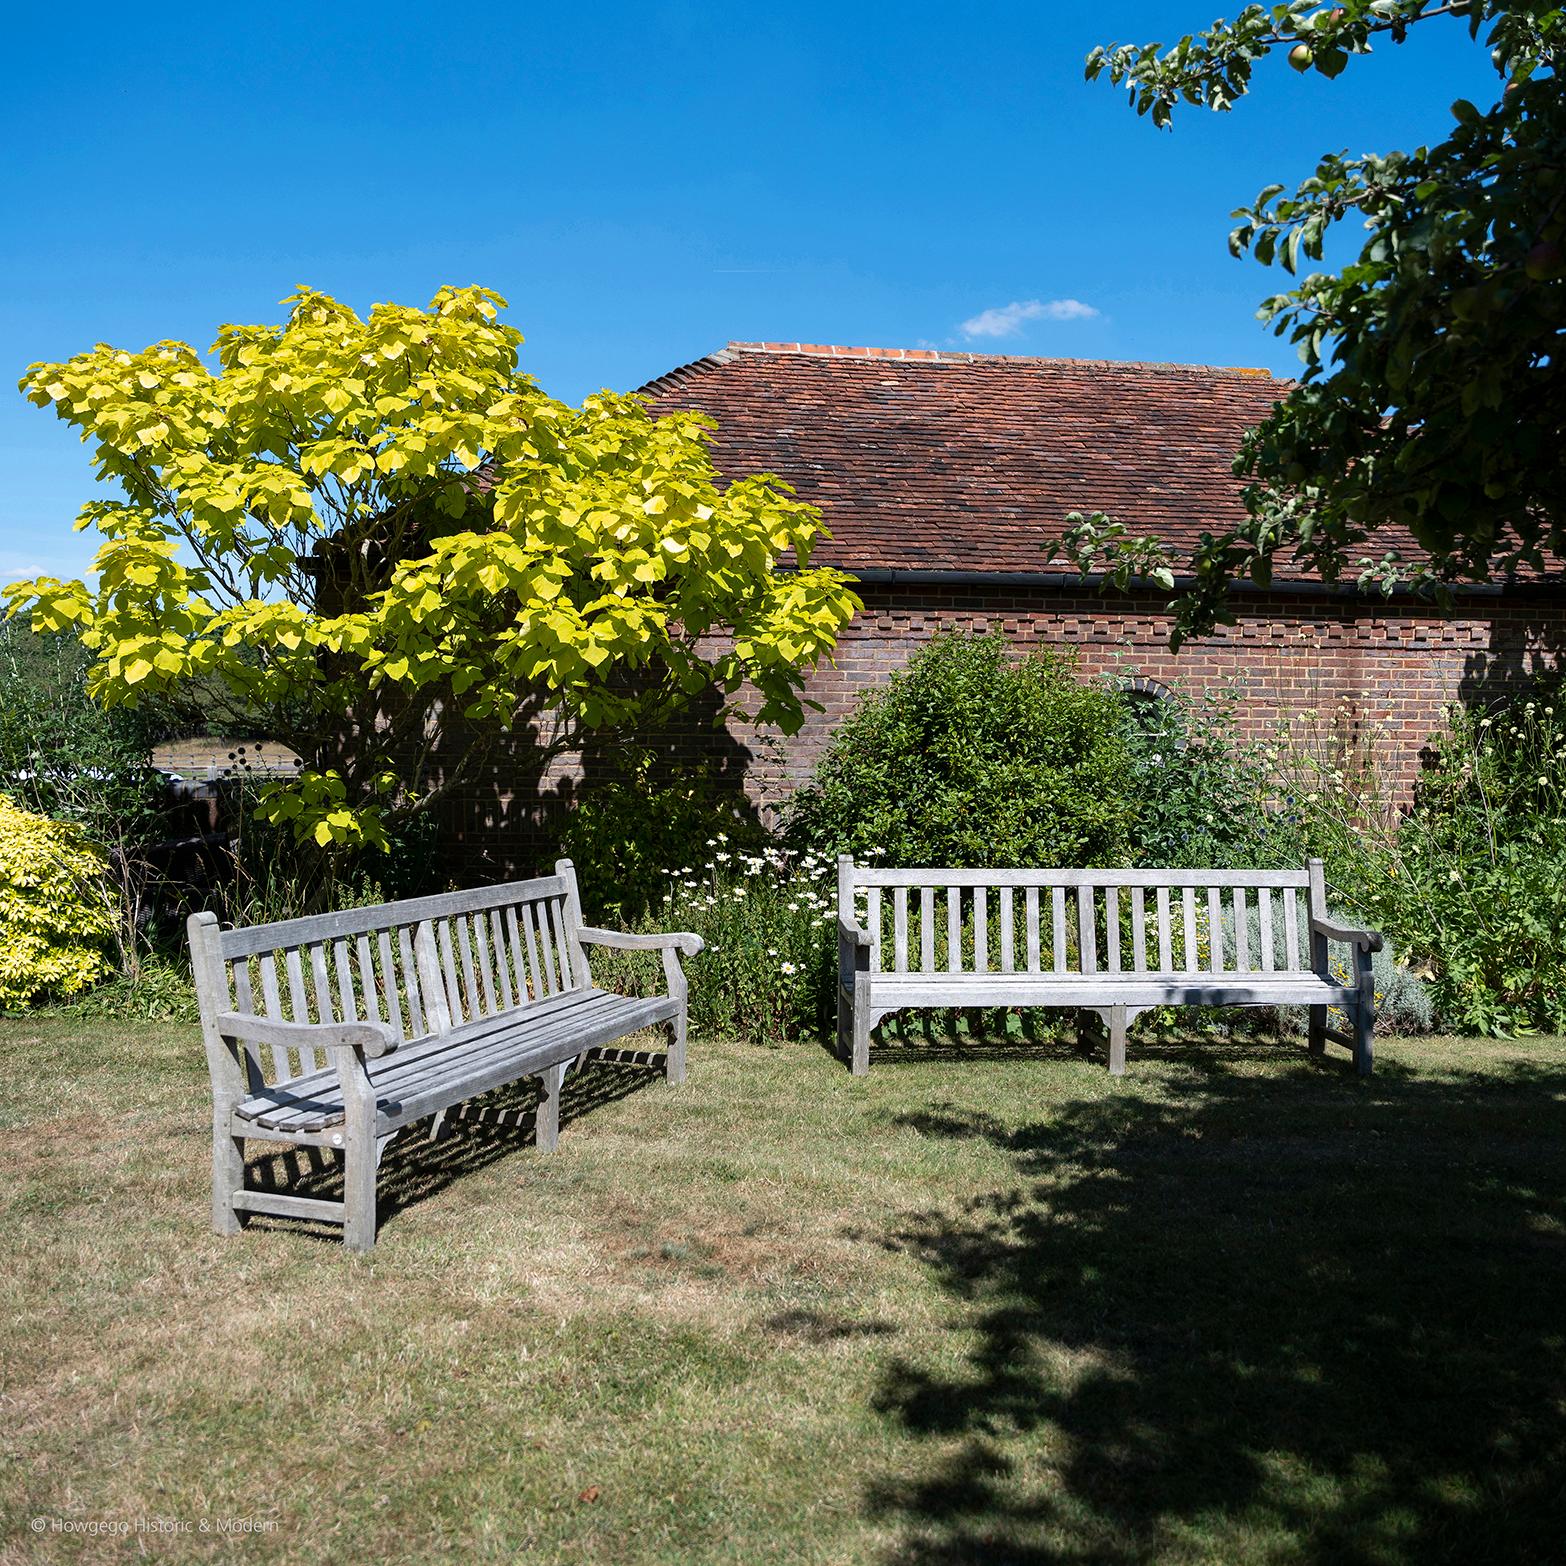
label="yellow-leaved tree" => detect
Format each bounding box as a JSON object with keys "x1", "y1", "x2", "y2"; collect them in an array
[{"x1": 7, "y1": 287, "x2": 860, "y2": 848}]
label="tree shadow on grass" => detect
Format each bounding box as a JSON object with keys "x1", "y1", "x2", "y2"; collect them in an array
[
  {"x1": 242, "y1": 1057, "x2": 663, "y2": 1240},
  {"x1": 865, "y1": 1044, "x2": 1566, "y2": 1564}
]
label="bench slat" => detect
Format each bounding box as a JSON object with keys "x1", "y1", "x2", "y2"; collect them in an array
[
  {"x1": 398, "y1": 927, "x2": 426, "y2": 1037},
  {"x1": 868, "y1": 888, "x2": 882, "y2": 973},
  {"x1": 973, "y1": 887, "x2": 987, "y2": 974},
  {"x1": 503, "y1": 906, "x2": 528, "y2": 1001},
  {"x1": 1025, "y1": 887, "x2": 1040, "y2": 972},
  {"x1": 259, "y1": 955, "x2": 289, "y2": 1080},
  {"x1": 534, "y1": 901, "x2": 558, "y2": 994},
  {"x1": 1132, "y1": 887, "x2": 1147, "y2": 973},
  {"x1": 521, "y1": 902, "x2": 545, "y2": 998},
  {"x1": 1156, "y1": 887, "x2": 1172, "y2": 972},
  {"x1": 334, "y1": 939, "x2": 359, "y2": 1022},
  {"x1": 1051, "y1": 887, "x2": 1067, "y2": 975},
  {"x1": 921, "y1": 887, "x2": 936, "y2": 972},
  {"x1": 1208, "y1": 887, "x2": 1223, "y2": 974},
  {"x1": 357, "y1": 935, "x2": 383, "y2": 1027},
  {"x1": 999, "y1": 888, "x2": 1014, "y2": 974},
  {"x1": 437, "y1": 920, "x2": 464, "y2": 1025},
  {"x1": 946, "y1": 887, "x2": 960, "y2": 973},
  {"x1": 1078, "y1": 885, "x2": 1096, "y2": 976},
  {"x1": 894, "y1": 888, "x2": 909, "y2": 973},
  {"x1": 555, "y1": 896, "x2": 575, "y2": 989},
  {"x1": 1105, "y1": 887, "x2": 1122, "y2": 974},
  {"x1": 457, "y1": 916, "x2": 482, "y2": 1019},
  {"x1": 310, "y1": 943, "x2": 335, "y2": 1031},
  {"x1": 231, "y1": 959, "x2": 264, "y2": 1090},
  {"x1": 490, "y1": 910, "x2": 514, "y2": 1011}
]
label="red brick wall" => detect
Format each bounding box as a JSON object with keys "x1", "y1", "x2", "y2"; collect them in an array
[
  {"x1": 741, "y1": 584, "x2": 1566, "y2": 804},
  {"x1": 432, "y1": 583, "x2": 1566, "y2": 879}
]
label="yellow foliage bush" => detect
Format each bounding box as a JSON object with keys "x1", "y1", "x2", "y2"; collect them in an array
[{"x1": 0, "y1": 795, "x2": 114, "y2": 1008}]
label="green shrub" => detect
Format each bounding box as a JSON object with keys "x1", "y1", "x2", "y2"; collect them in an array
[
  {"x1": 1118, "y1": 683, "x2": 1282, "y2": 868},
  {"x1": 0, "y1": 621, "x2": 167, "y2": 848},
  {"x1": 785, "y1": 634, "x2": 1135, "y2": 868},
  {"x1": 29, "y1": 958, "x2": 199, "y2": 1023},
  {"x1": 1268, "y1": 694, "x2": 1566, "y2": 1036},
  {"x1": 0, "y1": 795, "x2": 115, "y2": 1008},
  {"x1": 556, "y1": 751, "x2": 763, "y2": 925}
]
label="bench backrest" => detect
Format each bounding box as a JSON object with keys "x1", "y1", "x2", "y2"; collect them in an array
[
  {"x1": 191, "y1": 860, "x2": 591, "y2": 1088},
  {"x1": 838, "y1": 859, "x2": 1328, "y2": 981}
]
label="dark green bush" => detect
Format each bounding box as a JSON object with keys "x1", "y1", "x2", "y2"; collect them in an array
[
  {"x1": 0, "y1": 622, "x2": 167, "y2": 849},
  {"x1": 1119, "y1": 683, "x2": 1283, "y2": 869},
  {"x1": 1355, "y1": 697, "x2": 1566, "y2": 1035},
  {"x1": 555, "y1": 750, "x2": 764, "y2": 924},
  {"x1": 1255, "y1": 690, "x2": 1566, "y2": 1036},
  {"x1": 785, "y1": 634, "x2": 1135, "y2": 868}
]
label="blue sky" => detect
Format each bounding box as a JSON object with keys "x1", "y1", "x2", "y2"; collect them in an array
[{"x1": 0, "y1": 1, "x2": 1497, "y2": 582}]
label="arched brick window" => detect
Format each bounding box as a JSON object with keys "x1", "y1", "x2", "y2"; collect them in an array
[{"x1": 1117, "y1": 676, "x2": 1185, "y2": 747}]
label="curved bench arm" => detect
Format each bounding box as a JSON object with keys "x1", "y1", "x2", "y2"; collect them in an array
[
  {"x1": 216, "y1": 1012, "x2": 399, "y2": 1060},
  {"x1": 838, "y1": 916, "x2": 873, "y2": 951},
  {"x1": 1310, "y1": 917, "x2": 1383, "y2": 954},
  {"x1": 577, "y1": 927, "x2": 704, "y2": 957}
]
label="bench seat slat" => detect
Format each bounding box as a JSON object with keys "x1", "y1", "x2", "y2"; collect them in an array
[
  {"x1": 235, "y1": 989, "x2": 679, "y2": 1135},
  {"x1": 242, "y1": 988, "x2": 620, "y2": 1121},
  {"x1": 865, "y1": 972, "x2": 1343, "y2": 1010}
]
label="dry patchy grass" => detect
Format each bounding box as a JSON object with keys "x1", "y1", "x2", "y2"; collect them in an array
[{"x1": 3, "y1": 1019, "x2": 1565, "y2": 1563}]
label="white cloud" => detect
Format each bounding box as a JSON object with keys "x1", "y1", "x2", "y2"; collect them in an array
[{"x1": 959, "y1": 298, "x2": 1100, "y2": 340}]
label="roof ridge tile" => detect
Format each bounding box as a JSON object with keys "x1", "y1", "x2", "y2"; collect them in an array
[{"x1": 724, "y1": 340, "x2": 1278, "y2": 378}]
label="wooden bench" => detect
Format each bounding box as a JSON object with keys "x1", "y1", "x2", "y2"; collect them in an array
[
  {"x1": 189, "y1": 859, "x2": 701, "y2": 1251},
  {"x1": 836, "y1": 856, "x2": 1381, "y2": 1077}
]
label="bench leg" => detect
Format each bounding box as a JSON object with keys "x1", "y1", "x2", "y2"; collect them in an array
[
  {"x1": 1353, "y1": 1004, "x2": 1375, "y2": 1076},
  {"x1": 836, "y1": 983, "x2": 850, "y2": 1065},
  {"x1": 1308, "y1": 1004, "x2": 1327, "y2": 1057},
  {"x1": 1353, "y1": 942, "x2": 1376, "y2": 1076},
  {"x1": 342, "y1": 1126, "x2": 379, "y2": 1254},
  {"x1": 667, "y1": 1006, "x2": 687, "y2": 1086},
  {"x1": 537, "y1": 1063, "x2": 565, "y2": 1152},
  {"x1": 1107, "y1": 1006, "x2": 1127, "y2": 1077},
  {"x1": 851, "y1": 996, "x2": 872, "y2": 1077},
  {"x1": 211, "y1": 1107, "x2": 244, "y2": 1237}
]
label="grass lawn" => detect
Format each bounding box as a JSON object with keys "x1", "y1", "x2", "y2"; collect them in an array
[{"x1": 3, "y1": 1018, "x2": 1565, "y2": 1564}]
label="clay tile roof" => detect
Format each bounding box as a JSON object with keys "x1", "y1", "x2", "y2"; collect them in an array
[{"x1": 638, "y1": 341, "x2": 1291, "y2": 578}]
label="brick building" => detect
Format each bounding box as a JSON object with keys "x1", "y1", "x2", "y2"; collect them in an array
[
  {"x1": 637, "y1": 341, "x2": 1566, "y2": 806},
  {"x1": 432, "y1": 339, "x2": 1562, "y2": 875}
]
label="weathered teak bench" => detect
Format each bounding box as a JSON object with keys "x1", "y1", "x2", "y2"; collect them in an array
[
  {"x1": 189, "y1": 859, "x2": 702, "y2": 1251},
  {"x1": 836, "y1": 856, "x2": 1381, "y2": 1077}
]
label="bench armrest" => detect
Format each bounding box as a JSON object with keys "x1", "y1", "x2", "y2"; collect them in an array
[
  {"x1": 1310, "y1": 917, "x2": 1383, "y2": 954},
  {"x1": 838, "y1": 916, "x2": 873, "y2": 950},
  {"x1": 216, "y1": 1012, "x2": 399, "y2": 1060},
  {"x1": 577, "y1": 927, "x2": 704, "y2": 957}
]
